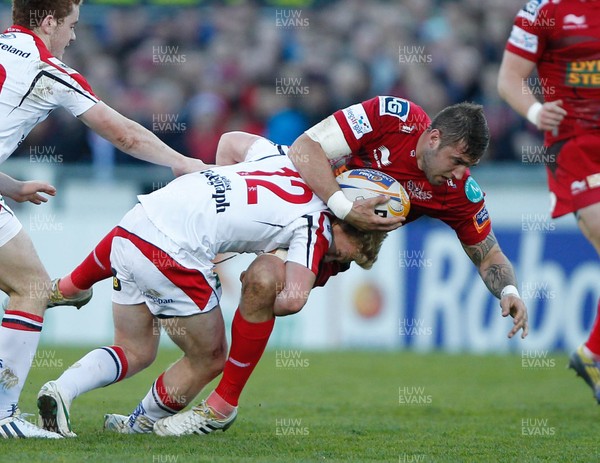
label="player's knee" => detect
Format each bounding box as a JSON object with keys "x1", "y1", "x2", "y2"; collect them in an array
[
  {"x1": 187, "y1": 343, "x2": 227, "y2": 380},
  {"x1": 125, "y1": 346, "x2": 157, "y2": 373},
  {"x1": 10, "y1": 273, "x2": 51, "y2": 307},
  {"x1": 205, "y1": 347, "x2": 227, "y2": 380},
  {"x1": 242, "y1": 255, "x2": 285, "y2": 296}
]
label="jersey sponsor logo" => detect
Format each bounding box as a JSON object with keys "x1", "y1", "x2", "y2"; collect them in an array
[
  {"x1": 378, "y1": 96, "x2": 410, "y2": 121},
  {"x1": 566, "y1": 60, "x2": 600, "y2": 87},
  {"x1": 447, "y1": 179, "x2": 456, "y2": 189},
  {"x1": 473, "y1": 205, "x2": 490, "y2": 233},
  {"x1": 519, "y1": 0, "x2": 540, "y2": 19},
  {"x1": 342, "y1": 104, "x2": 372, "y2": 139},
  {"x1": 508, "y1": 25, "x2": 538, "y2": 54},
  {"x1": 587, "y1": 173, "x2": 600, "y2": 189},
  {"x1": 373, "y1": 145, "x2": 391, "y2": 168},
  {"x1": 202, "y1": 170, "x2": 232, "y2": 213},
  {"x1": 142, "y1": 289, "x2": 174, "y2": 306},
  {"x1": 0, "y1": 33, "x2": 16, "y2": 39},
  {"x1": 465, "y1": 177, "x2": 484, "y2": 203},
  {"x1": 0, "y1": 42, "x2": 31, "y2": 59},
  {"x1": 571, "y1": 179, "x2": 587, "y2": 195},
  {"x1": 517, "y1": 0, "x2": 548, "y2": 23},
  {"x1": 563, "y1": 14, "x2": 587, "y2": 30}
]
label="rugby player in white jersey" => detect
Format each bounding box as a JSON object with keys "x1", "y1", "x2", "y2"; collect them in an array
[
  {"x1": 0, "y1": 0, "x2": 207, "y2": 438},
  {"x1": 36, "y1": 138, "x2": 386, "y2": 437}
]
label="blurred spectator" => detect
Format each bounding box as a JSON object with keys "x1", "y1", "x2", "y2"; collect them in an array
[{"x1": 1, "y1": 0, "x2": 535, "y2": 168}]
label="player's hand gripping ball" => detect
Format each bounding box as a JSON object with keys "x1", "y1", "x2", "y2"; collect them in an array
[{"x1": 336, "y1": 168, "x2": 410, "y2": 218}]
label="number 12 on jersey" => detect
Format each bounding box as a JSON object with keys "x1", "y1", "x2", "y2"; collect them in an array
[{"x1": 240, "y1": 167, "x2": 314, "y2": 205}]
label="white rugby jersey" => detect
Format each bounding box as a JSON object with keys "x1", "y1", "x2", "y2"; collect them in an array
[
  {"x1": 0, "y1": 25, "x2": 98, "y2": 163},
  {"x1": 138, "y1": 139, "x2": 333, "y2": 274}
]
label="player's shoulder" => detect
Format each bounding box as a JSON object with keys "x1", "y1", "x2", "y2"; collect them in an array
[
  {"x1": 0, "y1": 29, "x2": 40, "y2": 65},
  {"x1": 7, "y1": 27, "x2": 86, "y2": 78},
  {"x1": 515, "y1": 0, "x2": 555, "y2": 24},
  {"x1": 361, "y1": 95, "x2": 430, "y2": 128},
  {"x1": 245, "y1": 137, "x2": 286, "y2": 161}
]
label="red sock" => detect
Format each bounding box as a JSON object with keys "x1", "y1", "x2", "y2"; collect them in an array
[
  {"x1": 214, "y1": 310, "x2": 275, "y2": 407},
  {"x1": 154, "y1": 372, "x2": 186, "y2": 412},
  {"x1": 585, "y1": 299, "x2": 600, "y2": 356},
  {"x1": 60, "y1": 228, "x2": 117, "y2": 295}
]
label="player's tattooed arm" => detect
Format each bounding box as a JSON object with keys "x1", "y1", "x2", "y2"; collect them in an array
[{"x1": 461, "y1": 231, "x2": 517, "y2": 299}]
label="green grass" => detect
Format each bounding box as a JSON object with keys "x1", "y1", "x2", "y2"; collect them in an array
[{"x1": 7, "y1": 347, "x2": 599, "y2": 462}]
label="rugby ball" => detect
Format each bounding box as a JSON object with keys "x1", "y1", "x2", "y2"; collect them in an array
[{"x1": 336, "y1": 168, "x2": 410, "y2": 218}]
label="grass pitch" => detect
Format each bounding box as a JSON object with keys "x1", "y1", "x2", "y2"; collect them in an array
[{"x1": 7, "y1": 347, "x2": 599, "y2": 462}]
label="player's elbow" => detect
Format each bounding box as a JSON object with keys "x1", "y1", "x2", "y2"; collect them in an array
[
  {"x1": 215, "y1": 132, "x2": 239, "y2": 165},
  {"x1": 497, "y1": 72, "x2": 508, "y2": 100}
]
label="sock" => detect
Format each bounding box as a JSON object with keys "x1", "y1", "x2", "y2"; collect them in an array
[
  {"x1": 214, "y1": 310, "x2": 275, "y2": 408},
  {"x1": 206, "y1": 390, "x2": 236, "y2": 419},
  {"x1": 585, "y1": 299, "x2": 600, "y2": 359},
  {"x1": 55, "y1": 345, "x2": 128, "y2": 404},
  {"x1": 131, "y1": 372, "x2": 186, "y2": 427},
  {"x1": 0, "y1": 310, "x2": 44, "y2": 418},
  {"x1": 59, "y1": 228, "x2": 117, "y2": 296}
]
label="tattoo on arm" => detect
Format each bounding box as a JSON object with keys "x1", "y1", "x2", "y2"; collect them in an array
[
  {"x1": 462, "y1": 232, "x2": 498, "y2": 267},
  {"x1": 481, "y1": 264, "x2": 517, "y2": 299},
  {"x1": 462, "y1": 232, "x2": 517, "y2": 299}
]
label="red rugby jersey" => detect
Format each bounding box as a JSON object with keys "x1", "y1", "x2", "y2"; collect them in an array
[
  {"x1": 332, "y1": 96, "x2": 491, "y2": 246},
  {"x1": 506, "y1": 0, "x2": 600, "y2": 145}
]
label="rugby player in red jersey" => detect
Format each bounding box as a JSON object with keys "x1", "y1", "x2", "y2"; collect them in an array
[
  {"x1": 0, "y1": 0, "x2": 207, "y2": 438},
  {"x1": 498, "y1": 0, "x2": 600, "y2": 402}
]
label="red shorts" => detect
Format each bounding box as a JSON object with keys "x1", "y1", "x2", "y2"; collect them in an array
[{"x1": 547, "y1": 133, "x2": 600, "y2": 218}]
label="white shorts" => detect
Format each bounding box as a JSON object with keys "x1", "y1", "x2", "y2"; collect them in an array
[
  {"x1": 110, "y1": 204, "x2": 221, "y2": 317},
  {"x1": 0, "y1": 197, "x2": 23, "y2": 247}
]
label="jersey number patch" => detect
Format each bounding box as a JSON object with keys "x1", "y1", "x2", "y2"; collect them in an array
[{"x1": 241, "y1": 167, "x2": 313, "y2": 205}]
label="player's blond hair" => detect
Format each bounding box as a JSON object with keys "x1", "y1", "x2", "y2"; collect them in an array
[
  {"x1": 13, "y1": 0, "x2": 82, "y2": 29},
  {"x1": 337, "y1": 221, "x2": 387, "y2": 270}
]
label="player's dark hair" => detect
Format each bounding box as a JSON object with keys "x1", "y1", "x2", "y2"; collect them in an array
[
  {"x1": 12, "y1": 0, "x2": 82, "y2": 29},
  {"x1": 430, "y1": 102, "x2": 489, "y2": 162},
  {"x1": 337, "y1": 221, "x2": 387, "y2": 270}
]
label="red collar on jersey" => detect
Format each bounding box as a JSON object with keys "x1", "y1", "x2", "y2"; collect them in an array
[{"x1": 4, "y1": 25, "x2": 51, "y2": 54}]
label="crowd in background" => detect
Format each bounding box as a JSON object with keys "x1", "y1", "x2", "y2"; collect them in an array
[{"x1": 1, "y1": 0, "x2": 543, "y2": 167}]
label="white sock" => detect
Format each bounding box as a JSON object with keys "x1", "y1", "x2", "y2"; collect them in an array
[
  {"x1": 0, "y1": 311, "x2": 44, "y2": 418},
  {"x1": 55, "y1": 346, "x2": 128, "y2": 403},
  {"x1": 130, "y1": 373, "x2": 184, "y2": 426}
]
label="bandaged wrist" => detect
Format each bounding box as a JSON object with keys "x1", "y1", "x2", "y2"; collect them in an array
[
  {"x1": 526, "y1": 102, "x2": 542, "y2": 126},
  {"x1": 501, "y1": 285, "x2": 520, "y2": 299},
  {"x1": 327, "y1": 190, "x2": 353, "y2": 220}
]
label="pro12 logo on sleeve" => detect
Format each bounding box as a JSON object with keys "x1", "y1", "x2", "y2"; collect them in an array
[
  {"x1": 379, "y1": 96, "x2": 410, "y2": 121},
  {"x1": 342, "y1": 104, "x2": 373, "y2": 140},
  {"x1": 473, "y1": 204, "x2": 490, "y2": 233},
  {"x1": 508, "y1": 25, "x2": 538, "y2": 54}
]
